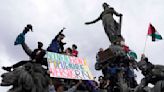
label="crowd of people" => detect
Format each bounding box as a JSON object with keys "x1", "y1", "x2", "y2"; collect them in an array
[{"x1": 94, "y1": 43, "x2": 138, "y2": 92}]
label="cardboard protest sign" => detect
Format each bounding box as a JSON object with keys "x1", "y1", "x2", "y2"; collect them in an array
[{"x1": 46, "y1": 51, "x2": 94, "y2": 80}]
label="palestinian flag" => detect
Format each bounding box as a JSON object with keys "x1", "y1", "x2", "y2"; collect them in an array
[{"x1": 148, "y1": 23, "x2": 162, "y2": 41}]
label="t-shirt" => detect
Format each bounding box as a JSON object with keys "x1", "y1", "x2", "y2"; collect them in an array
[{"x1": 72, "y1": 50, "x2": 78, "y2": 57}]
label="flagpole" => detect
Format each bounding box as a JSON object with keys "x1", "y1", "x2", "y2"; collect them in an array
[{"x1": 143, "y1": 35, "x2": 148, "y2": 54}]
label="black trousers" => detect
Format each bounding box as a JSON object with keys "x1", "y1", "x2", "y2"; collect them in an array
[{"x1": 12, "y1": 58, "x2": 48, "y2": 69}]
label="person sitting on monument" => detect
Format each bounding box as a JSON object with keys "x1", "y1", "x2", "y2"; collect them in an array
[
  {"x1": 3, "y1": 25, "x2": 47, "y2": 71},
  {"x1": 47, "y1": 28, "x2": 66, "y2": 53},
  {"x1": 85, "y1": 2, "x2": 123, "y2": 44},
  {"x1": 2, "y1": 41, "x2": 46, "y2": 71},
  {"x1": 71, "y1": 44, "x2": 78, "y2": 57}
]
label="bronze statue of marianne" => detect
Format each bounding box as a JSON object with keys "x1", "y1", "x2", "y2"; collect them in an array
[{"x1": 85, "y1": 3, "x2": 123, "y2": 44}]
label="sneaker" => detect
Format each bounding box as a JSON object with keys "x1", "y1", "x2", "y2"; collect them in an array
[{"x1": 2, "y1": 66, "x2": 12, "y2": 72}]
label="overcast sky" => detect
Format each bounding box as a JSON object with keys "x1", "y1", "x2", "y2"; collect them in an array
[{"x1": 0, "y1": 0, "x2": 164, "y2": 91}]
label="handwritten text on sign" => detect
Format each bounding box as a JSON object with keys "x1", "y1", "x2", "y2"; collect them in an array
[{"x1": 47, "y1": 52, "x2": 93, "y2": 80}]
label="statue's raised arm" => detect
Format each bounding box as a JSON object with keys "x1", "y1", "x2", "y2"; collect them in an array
[{"x1": 85, "y1": 16, "x2": 101, "y2": 25}]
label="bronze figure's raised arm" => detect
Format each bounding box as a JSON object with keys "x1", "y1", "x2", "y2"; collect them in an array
[{"x1": 85, "y1": 16, "x2": 101, "y2": 25}]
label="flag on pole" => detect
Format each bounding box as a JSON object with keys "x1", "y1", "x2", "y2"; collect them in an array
[{"x1": 148, "y1": 23, "x2": 162, "y2": 41}]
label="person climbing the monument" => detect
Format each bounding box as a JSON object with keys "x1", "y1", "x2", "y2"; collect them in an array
[
  {"x1": 85, "y1": 2, "x2": 123, "y2": 44},
  {"x1": 126, "y1": 62, "x2": 138, "y2": 88},
  {"x1": 1, "y1": 24, "x2": 50, "y2": 92},
  {"x1": 95, "y1": 48, "x2": 104, "y2": 70},
  {"x1": 2, "y1": 24, "x2": 49, "y2": 71},
  {"x1": 72, "y1": 44, "x2": 78, "y2": 57},
  {"x1": 47, "y1": 27, "x2": 66, "y2": 53},
  {"x1": 2, "y1": 41, "x2": 46, "y2": 71}
]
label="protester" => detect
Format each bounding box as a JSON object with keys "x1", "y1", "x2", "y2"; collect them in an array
[
  {"x1": 72, "y1": 44, "x2": 78, "y2": 57},
  {"x1": 2, "y1": 41, "x2": 46, "y2": 71},
  {"x1": 126, "y1": 62, "x2": 138, "y2": 88},
  {"x1": 96, "y1": 48, "x2": 104, "y2": 62},
  {"x1": 95, "y1": 48, "x2": 105, "y2": 70},
  {"x1": 65, "y1": 47, "x2": 72, "y2": 56},
  {"x1": 47, "y1": 28, "x2": 66, "y2": 53}
]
